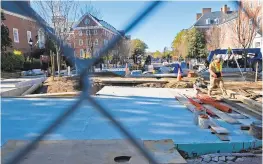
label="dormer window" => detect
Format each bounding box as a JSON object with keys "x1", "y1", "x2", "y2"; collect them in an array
[
  {"x1": 214, "y1": 18, "x2": 219, "y2": 24},
  {"x1": 206, "y1": 18, "x2": 211, "y2": 25}
]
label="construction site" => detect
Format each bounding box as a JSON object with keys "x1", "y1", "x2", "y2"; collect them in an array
[
  {"x1": 1, "y1": 1, "x2": 262, "y2": 164},
  {"x1": 1, "y1": 66, "x2": 262, "y2": 164}
]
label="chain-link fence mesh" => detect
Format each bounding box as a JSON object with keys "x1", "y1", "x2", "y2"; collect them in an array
[{"x1": 4, "y1": 1, "x2": 261, "y2": 164}]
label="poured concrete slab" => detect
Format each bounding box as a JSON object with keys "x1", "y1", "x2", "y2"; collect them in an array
[
  {"x1": 1, "y1": 87, "x2": 262, "y2": 157},
  {"x1": 2, "y1": 139, "x2": 186, "y2": 164},
  {"x1": 2, "y1": 140, "x2": 148, "y2": 164}
]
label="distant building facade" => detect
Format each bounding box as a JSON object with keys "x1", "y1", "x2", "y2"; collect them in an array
[
  {"x1": 69, "y1": 13, "x2": 130, "y2": 59},
  {"x1": 191, "y1": 1, "x2": 262, "y2": 51},
  {"x1": 1, "y1": 1, "x2": 46, "y2": 54}
]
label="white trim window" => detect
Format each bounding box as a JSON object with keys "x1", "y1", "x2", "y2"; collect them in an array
[
  {"x1": 93, "y1": 29, "x2": 97, "y2": 35},
  {"x1": 104, "y1": 39, "x2": 108, "y2": 46},
  {"x1": 257, "y1": 16, "x2": 261, "y2": 26},
  {"x1": 79, "y1": 39, "x2": 83, "y2": 46},
  {"x1": 258, "y1": 0, "x2": 261, "y2": 6},
  {"x1": 27, "y1": 31, "x2": 32, "y2": 43},
  {"x1": 13, "y1": 28, "x2": 19, "y2": 43},
  {"x1": 206, "y1": 18, "x2": 211, "y2": 25},
  {"x1": 250, "y1": 1, "x2": 253, "y2": 8},
  {"x1": 80, "y1": 49, "x2": 84, "y2": 58},
  {"x1": 86, "y1": 30, "x2": 90, "y2": 35},
  {"x1": 78, "y1": 30, "x2": 82, "y2": 36},
  {"x1": 94, "y1": 38, "x2": 99, "y2": 45},
  {"x1": 214, "y1": 18, "x2": 219, "y2": 24},
  {"x1": 255, "y1": 42, "x2": 260, "y2": 48}
]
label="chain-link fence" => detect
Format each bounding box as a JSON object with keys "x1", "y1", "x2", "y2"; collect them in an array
[{"x1": 4, "y1": 1, "x2": 260, "y2": 164}]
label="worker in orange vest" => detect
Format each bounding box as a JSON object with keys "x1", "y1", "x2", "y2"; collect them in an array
[{"x1": 208, "y1": 54, "x2": 227, "y2": 97}]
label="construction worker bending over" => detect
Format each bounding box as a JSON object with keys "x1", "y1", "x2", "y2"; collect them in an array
[{"x1": 208, "y1": 54, "x2": 227, "y2": 97}]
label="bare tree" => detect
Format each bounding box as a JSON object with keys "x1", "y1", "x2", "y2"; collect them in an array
[
  {"x1": 206, "y1": 26, "x2": 224, "y2": 51},
  {"x1": 33, "y1": 0, "x2": 78, "y2": 77},
  {"x1": 232, "y1": 1, "x2": 261, "y2": 71}
]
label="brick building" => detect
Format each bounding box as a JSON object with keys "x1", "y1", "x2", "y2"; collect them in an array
[
  {"x1": 69, "y1": 13, "x2": 130, "y2": 58},
  {"x1": 192, "y1": 1, "x2": 262, "y2": 51},
  {"x1": 1, "y1": 1, "x2": 46, "y2": 54}
]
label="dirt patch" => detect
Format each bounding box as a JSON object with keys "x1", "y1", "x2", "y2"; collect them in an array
[
  {"x1": 136, "y1": 78, "x2": 195, "y2": 88},
  {"x1": 224, "y1": 81, "x2": 262, "y2": 90},
  {"x1": 43, "y1": 77, "x2": 80, "y2": 93}
]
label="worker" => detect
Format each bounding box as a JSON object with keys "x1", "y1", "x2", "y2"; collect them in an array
[{"x1": 208, "y1": 54, "x2": 227, "y2": 97}]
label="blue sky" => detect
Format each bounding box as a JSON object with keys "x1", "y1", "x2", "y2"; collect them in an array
[
  {"x1": 33, "y1": 1, "x2": 235, "y2": 52},
  {"x1": 86, "y1": 1, "x2": 235, "y2": 52}
]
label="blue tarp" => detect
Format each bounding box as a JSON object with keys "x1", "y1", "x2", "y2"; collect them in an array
[
  {"x1": 172, "y1": 63, "x2": 183, "y2": 74},
  {"x1": 207, "y1": 48, "x2": 262, "y2": 63}
]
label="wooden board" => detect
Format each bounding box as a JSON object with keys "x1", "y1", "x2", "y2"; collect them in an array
[
  {"x1": 227, "y1": 90, "x2": 262, "y2": 112},
  {"x1": 203, "y1": 105, "x2": 240, "y2": 124},
  {"x1": 210, "y1": 126, "x2": 229, "y2": 134},
  {"x1": 237, "y1": 103, "x2": 262, "y2": 117},
  {"x1": 174, "y1": 92, "x2": 230, "y2": 139},
  {"x1": 220, "y1": 98, "x2": 262, "y2": 120}
]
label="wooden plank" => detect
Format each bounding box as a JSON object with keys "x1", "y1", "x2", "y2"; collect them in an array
[
  {"x1": 203, "y1": 105, "x2": 240, "y2": 124},
  {"x1": 221, "y1": 98, "x2": 262, "y2": 120},
  {"x1": 227, "y1": 90, "x2": 262, "y2": 111},
  {"x1": 210, "y1": 128, "x2": 230, "y2": 141},
  {"x1": 174, "y1": 93, "x2": 230, "y2": 137},
  {"x1": 210, "y1": 126, "x2": 229, "y2": 134},
  {"x1": 237, "y1": 103, "x2": 262, "y2": 117},
  {"x1": 228, "y1": 113, "x2": 248, "y2": 119}
]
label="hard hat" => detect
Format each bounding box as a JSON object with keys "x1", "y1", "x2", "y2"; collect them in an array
[{"x1": 215, "y1": 54, "x2": 222, "y2": 59}]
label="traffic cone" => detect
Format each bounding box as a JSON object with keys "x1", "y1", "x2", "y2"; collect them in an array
[
  {"x1": 125, "y1": 63, "x2": 129, "y2": 76},
  {"x1": 177, "y1": 68, "x2": 182, "y2": 81}
]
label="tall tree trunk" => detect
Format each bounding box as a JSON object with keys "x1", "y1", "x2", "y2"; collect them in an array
[
  {"x1": 57, "y1": 51, "x2": 60, "y2": 77},
  {"x1": 243, "y1": 47, "x2": 247, "y2": 72}
]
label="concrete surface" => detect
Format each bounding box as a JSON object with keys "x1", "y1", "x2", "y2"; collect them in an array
[
  {"x1": 2, "y1": 139, "x2": 187, "y2": 164},
  {"x1": 0, "y1": 77, "x2": 46, "y2": 97},
  {"x1": 2, "y1": 140, "x2": 148, "y2": 164}
]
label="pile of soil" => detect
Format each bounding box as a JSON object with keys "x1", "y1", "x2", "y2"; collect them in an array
[
  {"x1": 136, "y1": 80, "x2": 194, "y2": 88},
  {"x1": 43, "y1": 77, "x2": 80, "y2": 93}
]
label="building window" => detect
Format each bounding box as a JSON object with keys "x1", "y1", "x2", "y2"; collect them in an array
[
  {"x1": 79, "y1": 39, "x2": 83, "y2": 46},
  {"x1": 94, "y1": 29, "x2": 97, "y2": 35},
  {"x1": 104, "y1": 39, "x2": 108, "y2": 46},
  {"x1": 13, "y1": 28, "x2": 19, "y2": 43},
  {"x1": 206, "y1": 18, "x2": 211, "y2": 25},
  {"x1": 255, "y1": 42, "x2": 260, "y2": 48},
  {"x1": 27, "y1": 31, "x2": 32, "y2": 43},
  {"x1": 86, "y1": 30, "x2": 90, "y2": 35},
  {"x1": 214, "y1": 18, "x2": 219, "y2": 24},
  {"x1": 94, "y1": 39, "x2": 98, "y2": 45},
  {"x1": 258, "y1": 0, "x2": 261, "y2": 6},
  {"x1": 250, "y1": 1, "x2": 253, "y2": 8},
  {"x1": 80, "y1": 49, "x2": 84, "y2": 58},
  {"x1": 257, "y1": 16, "x2": 261, "y2": 26},
  {"x1": 78, "y1": 30, "x2": 82, "y2": 36}
]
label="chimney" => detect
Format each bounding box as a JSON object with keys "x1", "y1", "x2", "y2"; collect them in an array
[
  {"x1": 222, "y1": 5, "x2": 228, "y2": 13},
  {"x1": 196, "y1": 13, "x2": 202, "y2": 20},
  {"x1": 202, "y1": 8, "x2": 212, "y2": 15}
]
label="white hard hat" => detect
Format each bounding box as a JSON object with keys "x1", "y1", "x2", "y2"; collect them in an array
[{"x1": 215, "y1": 54, "x2": 222, "y2": 59}]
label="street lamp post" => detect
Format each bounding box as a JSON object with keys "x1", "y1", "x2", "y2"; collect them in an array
[{"x1": 29, "y1": 38, "x2": 33, "y2": 63}]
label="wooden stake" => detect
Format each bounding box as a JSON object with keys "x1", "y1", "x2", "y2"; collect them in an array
[{"x1": 255, "y1": 61, "x2": 258, "y2": 82}]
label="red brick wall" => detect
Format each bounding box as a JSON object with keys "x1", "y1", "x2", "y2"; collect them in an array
[
  {"x1": 2, "y1": 12, "x2": 40, "y2": 54},
  {"x1": 71, "y1": 28, "x2": 116, "y2": 58}
]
